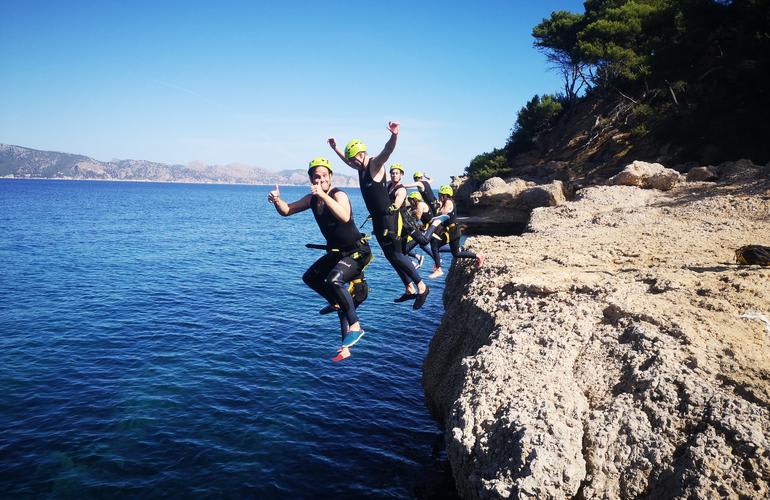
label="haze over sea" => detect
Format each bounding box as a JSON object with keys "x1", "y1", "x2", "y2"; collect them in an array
[{"x1": 0, "y1": 179, "x2": 456, "y2": 498}]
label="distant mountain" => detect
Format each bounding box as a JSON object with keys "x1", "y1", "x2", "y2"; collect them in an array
[{"x1": 0, "y1": 144, "x2": 359, "y2": 187}]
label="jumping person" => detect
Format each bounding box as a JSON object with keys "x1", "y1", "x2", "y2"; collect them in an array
[
  {"x1": 405, "y1": 191, "x2": 439, "y2": 270},
  {"x1": 388, "y1": 164, "x2": 424, "y2": 269},
  {"x1": 402, "y1": 171, "x2": 438, "y2": 214},
  {"x1": 327, "y1": 122, "x2": 430, "y2": 310},
  {"x1": 267, "y1": 157, "x2": 372, "y2": 362},
  {"x1": 425, "y1": 185, "x2": 485, "y2": 278}
]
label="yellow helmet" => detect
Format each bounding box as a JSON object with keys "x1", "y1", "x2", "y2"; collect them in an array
[
  {"x1": 408, "y1": 191, "x2": 422, "y2": 201},
  {"x1": 413, "y1": 171, "x2": 423, "y2": 180},
  {"x1": 344, "y1": 140, "x2": 367, "y2": 159},
  {"x1": 438, "y1": 185, "x2": 454, "y2": 197},
  {"x1": 389, "y1": 164, "x2": 404, "y2": 174},
  {"x1": 308, "y1": 157, "x2": 332, "y2": 175}
]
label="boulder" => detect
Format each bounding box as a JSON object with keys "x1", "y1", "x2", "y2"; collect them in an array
[
  {"x1": 717, "y1": 159, "x2": 766, "y2": 183},
  {"x1": 686, "y1": 166, "x2": 719, "y2": 182},
  {"x1": 478, "y1": 177, "x2": 508, "y2": 194},
  {"x1": 520, "y1": 181, "x2": 567, "y2": 208},
  {"x1": 609, "y1": 160, "x2": 682, "y2": 191}
]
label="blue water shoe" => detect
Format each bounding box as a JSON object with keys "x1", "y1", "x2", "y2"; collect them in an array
[{"x1": 341, "y1": 329, "x2": 365, "y2": 348}]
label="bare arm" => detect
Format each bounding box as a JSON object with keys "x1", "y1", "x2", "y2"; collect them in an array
[
  {"x1": 414, "y1": 201, "x2": 426, "y2": 220},
  {"x1": 440, "y1": 199, "x2": 453, "y2": 215},
  {"x1": 327, "y1": 137, "x2": 361, "y2": 172},
  {"x1": 400, "y1": 181, "x2": 424, "y2": 191},
  {"x1": 393, "y1": 186, "x2": 407, "y2": 210},
  {"x1": 312, "y1": 184, "x2": 352, "y2": 222},
  {"x1": 267, "y1": 184, "x2": 312, "y2": 216}
]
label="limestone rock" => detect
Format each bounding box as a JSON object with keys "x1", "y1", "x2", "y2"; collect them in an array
[
  {"x1": 519, "y1": 181, "x2": 566, "y2": 208},
  {"x1": 423, "y1": 176, "x2": 770, "y2": 499},
  {"x1": 609, "y1": 160, "x2": 682, "y2": 191},
  {"x1": 478, "y1": 177, "x2": 508, "y2": 194}
]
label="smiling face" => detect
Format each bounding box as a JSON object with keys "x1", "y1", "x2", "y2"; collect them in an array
[
  {"x1": 390, "y1": 169, "x2": 402, "y2": 183},
  {"x1": 309, "y1": 166, "x2": 332, "y2": 192}
]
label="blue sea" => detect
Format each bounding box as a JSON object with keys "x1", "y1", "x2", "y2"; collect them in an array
[{"x1": 0, "y1": 179, "x2": 456, "y2": 498}]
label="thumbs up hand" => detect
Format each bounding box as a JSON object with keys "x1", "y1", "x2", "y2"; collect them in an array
[{"x1": 268, "y1": 183, "x2": 280, "y2": 204}]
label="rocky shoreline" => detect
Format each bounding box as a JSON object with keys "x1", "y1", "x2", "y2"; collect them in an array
[{"x1": 424, "y1": 163, "x2": 770, "y2": 498}]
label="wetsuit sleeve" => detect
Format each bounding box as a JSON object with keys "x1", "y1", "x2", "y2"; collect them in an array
[{"x1": 370, "y1": 130, "x2": 398, "y2": 170}]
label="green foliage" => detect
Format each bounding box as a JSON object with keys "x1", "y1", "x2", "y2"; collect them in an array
[
  {"x1": 533, "y1": 11, "x2": 589, "y2": 100},
  {"x1": 469, "y1": 0, "x2": 770, "y2": 181},
  {"x1": 465, "y1": 148, "x2": 510, "y2": 183},
  {"x1": 465, "y1": 94, "x2": 566, "y2": 183},
  {"x1": 507, "y1": 94, "x2": 565, "y2": 155}
]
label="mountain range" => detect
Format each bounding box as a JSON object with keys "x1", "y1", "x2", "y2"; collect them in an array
[{"x1": 0, "y1": 144, "x2": 359, "y2": 187}]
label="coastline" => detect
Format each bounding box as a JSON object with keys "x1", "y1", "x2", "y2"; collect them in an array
[{"x1": 0, "y1": 176, "x2": 326, "y2": 187}]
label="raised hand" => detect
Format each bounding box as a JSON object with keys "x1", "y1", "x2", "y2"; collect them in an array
[
  {"x1": 387, "y1": 121, "x2": 400, "y2": 135},
  {"x1": 327, "y1": 137, "x2": 337, "y2": 149},
  {"x1": 267, "y1": 183, "x2": 280, "y2": 204},
  {"x1": 310, "y1": 180, "x2": 324, "y2": 197}
]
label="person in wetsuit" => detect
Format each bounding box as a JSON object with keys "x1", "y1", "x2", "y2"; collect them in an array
[
  {"x1": 327, "y1": 122, "x2": 430, "y2": 310},
  {"x1": 423, "y1": 185, "x2": 485, "y2": 278},
  {"x1": 405, "y1": 191, "x2": 439, "y2": 271},
  {"x1": 388, "y1": 164, "x2": 425, "y2": 269},
  {"x1": 267, "y1": 157, "x2": 372, "y2": 359},
  {"x1": 402, "y1": 171, "x2": 438, "y2": 215}
]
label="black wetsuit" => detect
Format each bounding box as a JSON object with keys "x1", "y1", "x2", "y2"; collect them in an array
[
  {"x1": 388, "y1": 181, "x2": 411, "y2": 252},
  {"x1": 359, "y1": 167, "x2": 422, "y2": 287},
  {"x1": 302, "y1": 188, "x2": 371, "y2": 339},
  {"x1": 430, "y1": 201, "x2": 476, "y2": 265},
  {"x1": 418, "y1": 180, "x2": 439, "y2": 214},
  {"x1": 404, "y1": 204, "x2": 436, "y2": 265}
]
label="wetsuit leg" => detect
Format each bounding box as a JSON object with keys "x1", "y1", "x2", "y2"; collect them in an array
[
  {"x1": 450, "y1": 238, "x2": 477, "y2": 260},
  {"x1": 325, "y1": 254, "x2": 366, "y2": 327},
  {"x1": 404, "y1": 238, "x2": 418, "y2": 255},
  {"x1": 336, "y1": 310, "x2": 349, "y2": 343},
  {"x1": 429, "y1": 238, "x2": 443, "y2": 268},
  {"x1": 302, "y1": 253, "x2": 339, "y2": 306},
  {"x1": 375, "y1": 216, "x2": 423, "y2": 286}
]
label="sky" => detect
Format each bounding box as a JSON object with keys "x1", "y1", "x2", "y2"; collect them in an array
[{"x1": 1, "y1": 0, "x2": 585, "y2": 185}]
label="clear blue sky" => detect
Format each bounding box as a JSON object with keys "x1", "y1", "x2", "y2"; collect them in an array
[{"x1": 1, "y1": 0, "x2": 584, "y2": 185}]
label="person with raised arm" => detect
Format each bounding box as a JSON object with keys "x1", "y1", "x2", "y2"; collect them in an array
[
  {"x1": 268, "y1": 157, "x2": 372, "y2": 362},
  {"x1": 327, "y1": 122, "x2": 430, "y2": 310},
  {"x1": 401, "y1": 171, "x2": 439, "y2": 215}
]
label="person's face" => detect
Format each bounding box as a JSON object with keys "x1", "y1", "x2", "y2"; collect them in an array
[
  {"x1": 350, "y1": 151, "x2": 366, "y2": 167},
  {"x1": 390, "y1": 169, "x2": 402, "y2": 183},
  {"x1": 310, "y1": 167, "x2": 332, "y2": 191}
]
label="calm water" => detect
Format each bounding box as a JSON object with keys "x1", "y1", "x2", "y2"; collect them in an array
[{"x1": 0, "y1": 179, "x2": 456, "y2": 498}]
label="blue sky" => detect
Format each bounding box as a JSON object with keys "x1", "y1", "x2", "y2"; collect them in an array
[{"x1": 1, "y1": 0, "x2": 585, "y2": 185}]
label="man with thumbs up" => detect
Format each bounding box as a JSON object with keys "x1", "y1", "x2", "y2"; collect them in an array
[{"x1": 268, "y1": 157, "x2": 371, "y2": 361}]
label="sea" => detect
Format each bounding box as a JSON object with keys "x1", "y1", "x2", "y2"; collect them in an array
[{"x1": 0, "y1": 179, "x2": 458, "y2": 498}]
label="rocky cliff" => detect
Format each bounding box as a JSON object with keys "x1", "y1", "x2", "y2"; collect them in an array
[{"x1": 423, "y1": 168, "x2": 770, "y2": 498}]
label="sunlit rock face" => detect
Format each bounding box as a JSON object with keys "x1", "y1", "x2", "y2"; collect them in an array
[{"x1": 424, "y1": 170, "x2": 770, "y2": 499}]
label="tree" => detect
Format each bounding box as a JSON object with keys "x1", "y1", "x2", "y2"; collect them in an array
[
  {"x1": 533, "y1": 10, "x2": 592, "y2": 102},
  {"x1": 507, "y1": 94, "x2": 565, "y2": 155}
]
